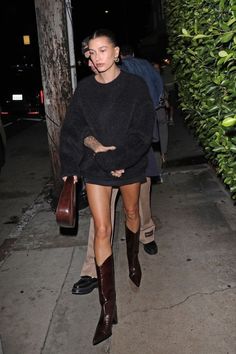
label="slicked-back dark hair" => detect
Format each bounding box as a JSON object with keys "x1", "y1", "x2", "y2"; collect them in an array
[{"x1": 89, "y1": 29, "x2": 118, "y2": 47}]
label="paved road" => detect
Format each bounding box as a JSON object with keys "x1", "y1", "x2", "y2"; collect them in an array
[{"x1": 0, "y1": 120, "x2": 50, "y2": 247}]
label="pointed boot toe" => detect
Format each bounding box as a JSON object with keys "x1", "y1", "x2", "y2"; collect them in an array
[
  {"x1": 126, "y1": 226, "x2": 142, "y2": 287},
  {"x1": 93, "y1": 325, "x2": 112, "y2": 346},
  {"x1": 129, "y1": 265, "x2": 142, "y2": 287},
  {"x1": 93, "y1": 255, "x2": 117, "y2": 345}
]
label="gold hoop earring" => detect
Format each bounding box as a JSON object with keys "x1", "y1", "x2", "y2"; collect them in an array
[{"x1": 114, "y1": 57, "x2": 120, "y2": 63}]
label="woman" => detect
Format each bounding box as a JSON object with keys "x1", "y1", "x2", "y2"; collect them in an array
[{"x1": 59, "y1": 29, "x2": 154, "y2": 345}]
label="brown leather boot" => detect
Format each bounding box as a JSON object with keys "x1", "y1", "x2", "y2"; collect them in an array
[
  {"x1": 93, "y1": 254, "x2": 117, "y2": 346},
  {"x1": 125, "y1": 226, "x2": 142, "y2": 287}
]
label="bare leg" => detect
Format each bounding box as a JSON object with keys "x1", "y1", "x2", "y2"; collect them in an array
[
  {"x1": 86, "y1": 183, "x2": 112, "y2": 266},
  {"x1": 72, "y1": 188, "x2": 119, "y2": 296},
  {"x1": 120, "y1": 182, "x2": 140, "y2": 232},
  {"x1": 80, "y1": 188, "x2": 119, "y2": 277},
  {"x1": 86, "y1": 184, "x2": 117, "y2": 345}
]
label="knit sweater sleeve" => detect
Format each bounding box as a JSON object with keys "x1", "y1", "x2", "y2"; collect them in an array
[
  {"x1": 95, "y1": 97, "x2": 154, "y2": 172},
  {"x1": 59, "y1": 87, "x2": 90, "y2": 177}
]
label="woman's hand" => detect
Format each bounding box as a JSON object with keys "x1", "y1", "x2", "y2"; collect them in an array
[
  {"x1": 95, "y1": 145, "x2": 116, "y2": 153},
  {"x1": 111, "y1": 169, "x2": 125, "y2": 178},
  {"x1": 84, "y1": 136, "x2": 116, "y2": 153},
  {"x1": 62, "y1": 176, "x2": 78, "y2": 183}
]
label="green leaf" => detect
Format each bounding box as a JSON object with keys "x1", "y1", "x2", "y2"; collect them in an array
[
  {"x1": 230, "y1": 146, "x2": 236, "y2": 153},
  {"x1": 209, "y1": 51, "x2": 216, "y2": 58},
  {"x1": 219, "y1": 0, "x2": 225, "y2": 10},
  {"x1": 209, "y1": 105, "x2": 219, "y2": 113},
  {"x1": 223, "y1": 53, "x2": 234, "y2": 63},
  {"x1": 227, "y1": 18, "x2": 236, "y2": 26},
  {"x1": 218, "y1": 50, "x2": 228, "y2": 57},
  {"x1": 213, "y1": 146, "x2": 226, "y2": 152},
  {"x1": 220, "y1": 32, "x2": 234, "y2": 43},
  {"x1": 206, "y1": 86, "x2": 217, "y2": 94},
  {"x1": 182, "y1": 28, "x2": 190, "y2": 36},
  {"x1": 187, "y1": 48, "x2": 196, "y2": 56},
  {"x1": 229, "y1": 65, "x2": 236, "y2": 72},
  {"x1": 193, "y1": 34, "x2": 208, "y2": 40},
  {"x1": 230, "y1": 185, "x2": 236, "y2": 193},
  {"x1": 217, "y1": 57, "x2": 226, "y2": 66},
  {"x1": 220, "y1": 22, "x2": 230, "y2": 31},
  {"x1": 222, "y1": 117, "x2": 236, "y2": 127}
]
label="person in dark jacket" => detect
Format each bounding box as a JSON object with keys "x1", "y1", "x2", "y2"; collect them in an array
[
  {"x1": 59, "y1": 29, "x2": 154, "y2": 345},
  {"x1": 120, "y1": 44, "x2": 163, "y2": 109},
  {"x1": 120, "y1": 44, "x2": 168, "y2": 182}
]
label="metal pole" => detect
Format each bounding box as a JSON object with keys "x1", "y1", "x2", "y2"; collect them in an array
[{"x1": 65, "y1": 0, "x2": 77, "y2": 92}]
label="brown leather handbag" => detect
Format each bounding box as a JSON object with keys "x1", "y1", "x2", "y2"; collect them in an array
[{"x1": 56, "y1": 176, "x2": 76, "y2": 228}]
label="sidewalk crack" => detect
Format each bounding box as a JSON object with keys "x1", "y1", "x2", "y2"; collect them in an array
[
  {"x1": 122, "y1": 286, "x2": 236, "y2": 321},
  {"x1": 158, "y1": 285, "x2": 236, "y2": 311},
  {"x1": 40, "y1": 247, "x2": 75, "y2": 353}
]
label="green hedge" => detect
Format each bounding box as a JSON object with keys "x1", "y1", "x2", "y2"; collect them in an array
[{"x1": 165, "y1": 0, "x2": 236, "y2": 199}]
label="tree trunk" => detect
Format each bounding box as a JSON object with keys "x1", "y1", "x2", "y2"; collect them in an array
[{"x1": 34, "y1": 0, "x2": 72, "y2": 197}]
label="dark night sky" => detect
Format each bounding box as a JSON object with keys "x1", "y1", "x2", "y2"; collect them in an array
[
  {"x1": 1, "y1": 0, "x2": 156, "y2": 63},
  {"x1": 71, "y1": 0, "x2": 154, "y2": 46},
  {"x1": 1, "y1": 1, "x2": 39, "y2": 67},
  {"x1": 71, "y1": 0, "x2": 157, "y2": 64},
  {"x1": 0, "y1": 0, "x2": 165, "y2": 91}
]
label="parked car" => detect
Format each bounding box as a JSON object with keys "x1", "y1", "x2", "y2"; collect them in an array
[
  {"x1": 1, "y1": 89, "x2": 44, "y2": 119},
  {"x1": 0, "y1": 107, "x2": 6, "y2": 172},
  {"x1": 1, "y1": 63, "x2": 44, "y2": 119}
]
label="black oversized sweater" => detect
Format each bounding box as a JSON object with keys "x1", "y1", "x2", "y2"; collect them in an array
[{"x1": 59, "y1": 71, "x2": 155, "y2": 185}]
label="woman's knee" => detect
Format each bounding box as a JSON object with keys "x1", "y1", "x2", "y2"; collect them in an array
[
  {"x1": 124, "y1": 206, "x2": 139, "y2": 222},
  {"x1": 94, "y1": 224, "x2": 112, "y2": 241}
]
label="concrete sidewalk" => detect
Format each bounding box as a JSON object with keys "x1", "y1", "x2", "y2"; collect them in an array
[{"x1": 0, "y1": 112, "x2": 235, "y2": 354}]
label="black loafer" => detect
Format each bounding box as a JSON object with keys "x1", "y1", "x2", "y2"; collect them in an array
[
  {"x1": 143, "y1": 241, "x2": 158, "y2": 255},
  {"x1": 72, "y1": 276, "x2": 98, "y2": 295}
]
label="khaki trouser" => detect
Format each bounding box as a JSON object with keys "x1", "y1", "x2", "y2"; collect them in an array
[{"x1": 81, "y1": 177, "x2": 156, "y2": 278}]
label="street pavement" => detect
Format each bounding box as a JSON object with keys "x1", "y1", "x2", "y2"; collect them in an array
[
  {"x1": 0, "y1": 120, "x2": 51, "y2": 248},
  {"x1": 0, "y1": 111, "x2": 235, "y2": 354}
]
